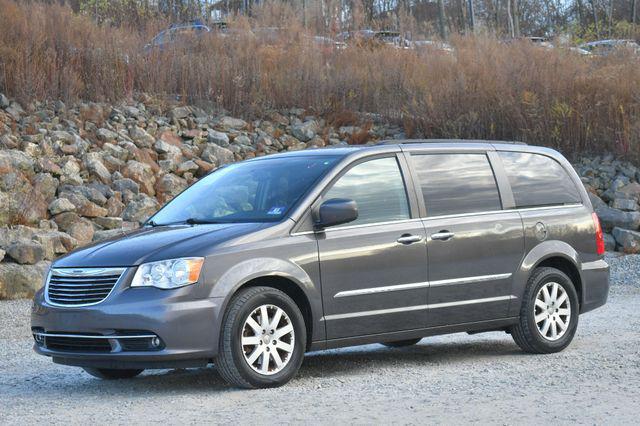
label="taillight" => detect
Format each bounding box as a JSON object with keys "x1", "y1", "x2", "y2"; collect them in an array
[{"x1": 592, "y1": 212, "x2": 605, "y2": 255}]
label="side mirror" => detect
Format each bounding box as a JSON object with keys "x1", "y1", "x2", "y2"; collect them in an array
[{"x1": 315, "y1": 198, "x2": 358, "y2": 229}]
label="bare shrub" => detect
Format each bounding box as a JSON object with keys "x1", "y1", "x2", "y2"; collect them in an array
[{"x1": 1, "y1": 1, "x2": 640, "y2": 159}]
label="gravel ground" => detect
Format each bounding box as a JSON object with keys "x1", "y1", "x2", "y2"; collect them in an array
[{"x1": 1, "y1": 254, "x2": 639, "y2": 425}]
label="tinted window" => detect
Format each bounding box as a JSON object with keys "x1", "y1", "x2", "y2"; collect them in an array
[
  {"x1": 498, "y1": 152, "x2": 581, "y2": 208},
  {"x1": 324, "y1": 157, "x2": 410, "y2": 226},
  {"x1": 412, "y1": 154, "x2": 502, "y2": 216},
  {"x1": 150, "y1": 156, "x2": 339, "y2": 224}
]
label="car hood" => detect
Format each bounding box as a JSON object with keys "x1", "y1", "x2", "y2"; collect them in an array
[{"x1": 53, "y1": 222, "x2": 268, "y2": 268}]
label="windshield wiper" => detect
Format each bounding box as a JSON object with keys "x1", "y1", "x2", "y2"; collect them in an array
[
  {"x1": 146, "y1": 218, "x2": 227, "y2": 227},
  {"x1": 185, "y1": 218, "x2": 225, "y2": 225}
]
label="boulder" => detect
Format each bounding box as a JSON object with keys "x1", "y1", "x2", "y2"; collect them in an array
[
  {"x1": 106, "y1": 195, "x2": 125, "y2": 217},
  {"x1": 170, "y1": 106, "x2": 192, "y2": 120},
  {"x1": 218, "y1": 116, "x2": 247, "y2": 131},
  {"x1": 85, "y1": 154, "x2": 112, "y2": 184},
  {"x1": 155, "y1": 173, "x2": 187, "y2": 201},
  {"x1": 176, "y1": 160, "x2": 199, "y2": 175},
  {"x1": 0, "y1": 261, "x2": 51, "y2": 299},
  {"x1": 33, "y1": 231, "x2": 77, "y2": 260},
  {"x1": 201, "y1": 143, "x2": 234, "y2": 166},
  {"x1": 53, "y1": 212, "x2": 94, "y2": 244},
  {"x1": 112, "y1": 178, "x2": 140, "y2": 195},
  {"x1": 611, "y1": 198, "x2": 638, "y2": 212},
  {"x1": 6, "y1": 240, "x2": 45, "y2": 264},
  {"x1": 94, "y1": 216, "x2": 123, "y2": 230},
  {"x1": 121, "y1": 194, "x2": 160, "y2": 224},
  {"x1": 123, "y1": 160, "x2": 156, "y2": 196},
  {"x1": 58, "y1": 184, "x2": 107, "y2": 206},
  {"x1": 612, "y1": 227, "x2": 640, "y2": 254},
  {"x1": 291, "y1": 120, "x2": 317, "y2": 142},
  {"x1": 32, "y1": 173, "x2": 59, "y2": 203},
  {"x1": 129, "y1": 126, "x2": 155, "y2": 148},
  {"x1": 154, "y1": 139, "x2": 183, "y2": 163},
  {"x1": 208, "y1": 130, "x2": 230, "y2": 147},
  {"x1": 93, "y1": 229, "x2": 128, "y2": 242},
  {"x1": 48, "y1": 198, "x2": 76, "y2": 215},
  {"x1": 603, "y1": 233, "x2": 616, "y2": 252},
  {"x1": 594, "y1": 205, "x2": 640, "y2": 232},
  {"x1": 0, "y1": 149, "x2": 35, "y2": 175},
  {"x1": 96, "y1": 128, "x2": 118, "y2": 142}
]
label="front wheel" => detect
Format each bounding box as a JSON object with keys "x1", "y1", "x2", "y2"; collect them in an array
[
  {"x1": 83, "y1": 368, "x2": 144, "y2": 380},
  {"x1": 216, "y1": 286, "x2": 306, "y2": 389},
  {"x1": 511, "y1": 267, "x2": 579, "y2": 354}
]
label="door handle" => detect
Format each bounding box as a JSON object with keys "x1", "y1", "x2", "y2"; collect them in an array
[
  {"x1": 396, "y1": 234, "x2": 423, "y2": 245},
  {"x1": 431, "y1": 231, "x2": 455, "y2": 241}
]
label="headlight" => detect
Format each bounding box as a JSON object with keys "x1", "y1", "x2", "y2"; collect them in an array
[{"x1": 131, "y1": 257, "x2": 204, "y2": 289}]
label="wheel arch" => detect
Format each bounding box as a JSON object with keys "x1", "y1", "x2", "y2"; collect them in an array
[
  {"x1": 509, "y1": 240, "x2": 584, "y2": 316},
  {"x1": 211, "y1": 258, "x2": 323, "y2": 351}
]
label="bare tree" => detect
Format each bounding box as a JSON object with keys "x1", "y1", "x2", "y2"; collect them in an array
[
  {"x1": 512, "y1": 0, "x2": 520, "y2": 37},
  {"x1": 632, "y1": 0, "x2": 638, "y2": 23},
  {"x1": 437, "y1": 0, "x2": 448, "y2": 40},
  {"x1": 507, "y1": 0, "x2": 515, "y2": 37},
  {"x1": 468, "y1": 0, "x2": 476, "y2": 32}
]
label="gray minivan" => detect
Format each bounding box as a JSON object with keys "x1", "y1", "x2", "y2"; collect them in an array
[{"x1": 31, "y1": 140, "x2": 610, "y2": 388}]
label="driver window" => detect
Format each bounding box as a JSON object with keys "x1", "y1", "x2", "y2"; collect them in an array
[{"x1": 324, "y1": 157, "x2": 410, "y2": 227}]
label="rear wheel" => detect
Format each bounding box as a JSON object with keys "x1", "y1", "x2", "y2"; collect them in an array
[
  {"x1": 83, "y1": 368, "x2": 143, "y2": 380},
  {"x1": 216, "y1": 286, "x2": 306, "y2": 389},
  {"x1": 511, "y1": 267, "x2": 579, "y2": 354},
  {"x1": 381, "y1": 338, "x2": 421, "y2": 348}
]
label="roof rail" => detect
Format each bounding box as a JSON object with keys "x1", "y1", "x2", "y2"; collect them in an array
[{"x1": 377, "y1": 139, "x2": 527, "y2": 146}]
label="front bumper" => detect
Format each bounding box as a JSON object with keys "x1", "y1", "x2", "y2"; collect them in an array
[
  {"x1": 580, "y1": 259, "x2": 610, "y2": 314},
  {"x1": 31, "y1": 273, "x2": 224, "y2": 369}
]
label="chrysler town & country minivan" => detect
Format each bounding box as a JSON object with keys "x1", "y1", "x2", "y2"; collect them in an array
[{"x1": 31, "y1": 140, "x2": 610, "y2": 388}]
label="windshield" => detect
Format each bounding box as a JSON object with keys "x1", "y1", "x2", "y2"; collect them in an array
[{"x1": 149, "y1": 155, "x2": 339, "y2": 225}]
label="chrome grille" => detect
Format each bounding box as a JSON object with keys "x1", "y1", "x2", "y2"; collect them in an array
[{"x1": 45, "y1": 268, "x2": 125, "y2": 306}]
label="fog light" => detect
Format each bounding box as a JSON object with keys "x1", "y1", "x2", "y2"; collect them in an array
[
  {"x1": 151, "y1": 336, "x2": 161, "y2": 348},
  {"x1": 34, "y1": 333, "x2": 44, "y2": 344}
]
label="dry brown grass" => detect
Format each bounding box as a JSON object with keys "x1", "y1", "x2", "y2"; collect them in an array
[{"x1": 1, "y1": 0, "x2": 640, "y2": 160}]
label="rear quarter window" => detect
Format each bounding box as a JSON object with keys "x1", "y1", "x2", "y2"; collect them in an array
[{"x1": 498, "y1": 151, "x2": 581, "y2": 208}]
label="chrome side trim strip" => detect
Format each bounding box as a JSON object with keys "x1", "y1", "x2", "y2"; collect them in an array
[
  {"x1": 333, "y1": 273, "x2": 512, "y2": 298},
  {"x1": 428, "y1": 295, "x2": 515, "y2": 309},
  {"x1": 323, "y1": 295, "x2": 516, "y2": 321},
  {"x1": 581, "y1": 259, "x2": 609, "y2": 271},
  {"x1": 429, "y1": 273, "x2": 512, "y2": 287},
  {"x1": 324, "y1": 304, "x2": 429, "y2": 321},
  {"x1": 33, "y1": 332, "x2": 156, "y2": 339},
  {"x1": 334, "y1": 282, "x2": 430, "y2": 298}
]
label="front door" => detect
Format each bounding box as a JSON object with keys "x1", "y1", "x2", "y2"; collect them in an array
[
  {"x1": 409, "y1": 152, "x2": 525, "y2": 327},
  {"x1": 317, "y1": 155, "x2": 428, "y2": 340}
]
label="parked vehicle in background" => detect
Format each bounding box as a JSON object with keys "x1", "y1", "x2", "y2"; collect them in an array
[
  {"x1": 579, "y1": 39, "x2": 640, "y2": 56},
  {"x1": 144, "y1": 21, "x2": 214, "y2": 52},
  {"x1": 304, "y1": 35, "x2": 346, "y2": 53},
  {"x1": 337, "y1": 30, "x2": 410, "y2": 49},
  {"x1": 31, "y1": 140, "x2": 609, "y2": 389},
  {"x1": 411, "y1": 40, "x2": 455, "y2": 55}
]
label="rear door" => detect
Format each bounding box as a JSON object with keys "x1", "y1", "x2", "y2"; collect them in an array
[
  {"x1": 317, "y1": 154, "x2": 429, "y2": 340},
  {"x1": 407, "y1": 150, "x2": 525, "y2": 327}
]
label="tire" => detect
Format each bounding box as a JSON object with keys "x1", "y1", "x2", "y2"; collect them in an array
[
  {"x1": 83, "y1": 368, "x2": 144, "y2": 380},
  {"x1": 216, "y1": 286, "x2": 306, "y2": 389},
  {"x1": 381, "y1": 338, "x2": 421, "y2": 348},
  {"x1": 511, "y1": 267, "x2": 579, "y2": 354}
]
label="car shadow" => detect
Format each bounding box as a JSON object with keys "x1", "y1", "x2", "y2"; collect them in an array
[{"x1": 39, "y1": 335, "x2": 522, "y2": 394}]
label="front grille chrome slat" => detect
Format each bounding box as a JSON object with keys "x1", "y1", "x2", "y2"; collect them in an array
[{"x1": 45, "y1": 268, "x2": 125, "y2": 307}]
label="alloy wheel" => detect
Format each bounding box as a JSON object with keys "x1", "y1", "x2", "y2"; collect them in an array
[
  {"x1": 241, "y1": 304, "x2": 295, "y2": 375},
  {"x1": 534, "y1": 282, "x2": 571, "y2": 341}
]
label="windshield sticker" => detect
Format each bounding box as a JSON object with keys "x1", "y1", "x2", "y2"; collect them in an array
[{"x1": 267, "y1": 206, "x2": 286, "y2": 215}]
